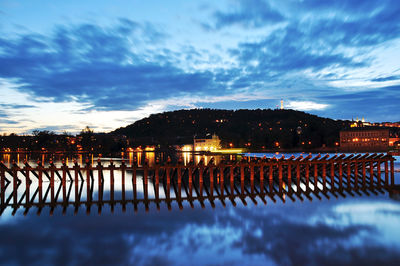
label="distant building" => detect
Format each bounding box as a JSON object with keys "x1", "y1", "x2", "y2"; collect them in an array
[
  {"x1": 194, "y1": 134, "x2": 221, "y2": 152},
  {"x1": 340, "y1": 128, "x2": 389, "y2": 152}
]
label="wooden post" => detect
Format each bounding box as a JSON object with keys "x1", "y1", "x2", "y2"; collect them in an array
[
  {"x1": 219, "y1": 165, "x2": 224, "y2": 197},
  {"x1": 110, "y1": 160, "x2": 115, "y2": 204},
  {"x1": 330, "y1": 161, "x2": 335, "y2": 191},
  {"x1": 313, "y1": 163, "x2": 318, "y2": 192},
  {"x1": 74, "y1": 160, "x2": 79, "y2": 203},
  {"x1": 166, "y1": 166, "x2": 171, "y2": 199},
  {"x1": 177, "y1": 163, "x2": 182, "y2": 199},
  {"x1": 390, "y1": 159, "x2": 395, "y2": 187},
  {"x1": 199, "y1": 163, "x2": 204, "y2": 197},
  {"x1": 188, "y1": 165, "x2": 193, "y2": 198},
  {"x1": 155, "y1": 160, "x2": 160, "y2": 201},
  {"x1": 209, "y1": 166, "x2": 214, "y2": 198},
  {"x1": 86, "y1": 159, "x2": 91, "y2": 202},
  {"x1": 0, "y1": 168, "x2": 5, "y2": 205},
  {"x1": 250, "y1": 163, "x2": 255, "y2": 194},
  {"x1": 50, "y1": 160, "x2": 55, "y2": 204},
  {"x1": 260, "y1": 164, "x2": 264, "y2": 195},
  {"x1": 12, "y1": 164, "x2": 18, "y2": 206},
  {"x1": 362, "y1": 160, "x2": 366, "y2": 189},
  {"x1": 121, "y1": 160, "x2": 126, "y2": 207},
  {"x1": 240, "y1": 163, "x2": 245, "y2": 196},
  {"x1": 369, "y1": 161, "x2": 374, "y2": 189},
  {"x1": 25, "y1": 165, "x2": 30, "y2": 204},
  {"x1": 39, "y1": 161, "x2": 44, "y2": 204},
  {"x1": 322, "y1": 162, "x2": 326, "y2": 191},
  {"x1": 97, "y1": 159, "x2": 103, "y2": 203},
  {"x1": 377, "y1": 160, "x2": 381, "y2": 188},
  {"x1": 287, "y1": 162, "x2": 292, "y2": 193},
  {"x1": 229, "y1": 165, "x2": 235, "y2": 198},
  {"x1": 305, "y1": 162, "x2": 310, "y2": 191},
  {"x1": 143, "y1": 160, "x2": 148, "y2": 208},
  {"x1": 296, "y1": 163, "x2": 301, "y2": 193},
  {"x1": 62, "y1": 160, "x2": 67, "y2": 202},
  {"x1": 384, "y1": 160, "x2": 389, "y2": 187},
  {"x1": 278, "y1": 162, "x2": 283, "y2": 194},
  {"x1": 354, "y1": 159, "x2": 358, "y2": 189},
  {"x1": 346, "y1": 160, "x2": 351, "y2": 190},
  {"x1": 269, "y1": 163, "x2": 273, "y2": 194},
  {"x1": 338, "y1": 160, "x2": 343, "y2": 190}
]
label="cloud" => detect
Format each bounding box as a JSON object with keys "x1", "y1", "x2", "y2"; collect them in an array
[
  {"x1": 371, "y1": 75, "x2": 400, "y2": 82},
  {"x1": 212, "y1": 0, "x2": 284, "y2": 29},
  {"x1": 286, "y1": 101, "x2": 329, "y2": 111},
  {"x1": 0, "y1": 20, "x2": 228, "y2": 111}
]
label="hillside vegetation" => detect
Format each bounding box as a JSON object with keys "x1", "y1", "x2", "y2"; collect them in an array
[{"x1": 113, "y1": 109, "x2": 350, "y2": 150}]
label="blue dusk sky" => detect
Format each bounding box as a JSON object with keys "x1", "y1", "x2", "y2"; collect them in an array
[{"x1": 1, "y1": 0, "x2": 400, "y2": 134}]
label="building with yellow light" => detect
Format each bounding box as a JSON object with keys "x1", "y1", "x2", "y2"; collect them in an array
[
  {"x1": 194, "y1": 134, "x2": 221, "y2": 152},
  {"x1": 340, "y1": 128, "x2": 389, "y2": 152}
]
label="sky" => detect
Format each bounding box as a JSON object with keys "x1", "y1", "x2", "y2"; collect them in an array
[{"x1": 1, "y1": 0, "x2": 400, "y2": 134}]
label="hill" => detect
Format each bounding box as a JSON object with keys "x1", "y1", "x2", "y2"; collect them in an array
[{"x1": 112, "y1": 109, "x2": 350, "y2": 150}]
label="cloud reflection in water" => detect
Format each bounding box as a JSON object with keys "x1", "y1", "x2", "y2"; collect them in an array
[{"x1": 1, "y1": 195, "x2": 400, "y2": 265}]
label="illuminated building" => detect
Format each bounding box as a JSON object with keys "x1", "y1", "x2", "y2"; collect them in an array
[
  {"x1": 350, "y1": 117, "x2": 372, "y2": 128},
  {"x1": 340, "y1": 128, "x2": 389, "y2": 152},
  {"x1": 193, "y1": 134, "x2": 221, "y2": 152}
]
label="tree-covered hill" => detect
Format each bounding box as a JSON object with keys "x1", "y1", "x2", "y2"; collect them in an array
[{"x1": 112, "y1": 109, "x2": 351, "y2": 149}]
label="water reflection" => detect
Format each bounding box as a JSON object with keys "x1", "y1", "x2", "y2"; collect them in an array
[{"x1": 1, "y1": 153, "x2": 400, "y2": 265}]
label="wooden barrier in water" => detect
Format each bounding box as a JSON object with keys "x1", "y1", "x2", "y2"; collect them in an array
[{"x1": 0, "y1": 153, "x2": 397, "y2": 215}]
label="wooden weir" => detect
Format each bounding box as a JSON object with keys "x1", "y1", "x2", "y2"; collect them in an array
[{"x1": 0, "y1": 153, "x2": 397, "y2": 215}]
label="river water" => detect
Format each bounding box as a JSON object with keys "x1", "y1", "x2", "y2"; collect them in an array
[{"x1": 0, "y1": 152, "x2": 399, "y2": 265}]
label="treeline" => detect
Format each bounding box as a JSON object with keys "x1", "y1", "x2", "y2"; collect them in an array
[
  {"x1": 0, "y1": 127, "x2": 127, "y2": 153},
  {"x1": 113, "y1": 108, "x2": 351, "y2": 149}
]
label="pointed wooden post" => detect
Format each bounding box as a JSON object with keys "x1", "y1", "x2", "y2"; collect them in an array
[
  {"x1": 73, "y1": 160, "x2": 79, "y2": 203},
  {"x1": 62, "y1": 159, "x2": 67, "y2": 202},
  {"x1": 12, "y1": 163, "x2": 18, "y2": 206},
  {"x1": 24, "y1": 164, "x2": 30, "y2": 205},
  {"x1": 86, "y1": 158, "x2": 91, "y2": 202},
  {"x1": 38, "y1": 161, "x2": 43, "y2": 204},
  {"x1": 97, "y1": 159, "x2": 103, "y2": 203},
  {"x1": 50, "y1": 159, "x2": 55, "y2": 204}
]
